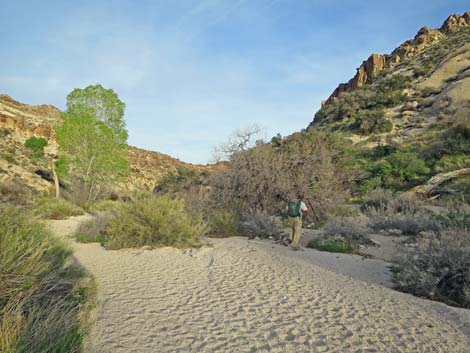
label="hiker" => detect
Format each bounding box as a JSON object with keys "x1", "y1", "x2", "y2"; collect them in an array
[{"x1": 287, "y1": 193, "x2": 309, "y2": 250}]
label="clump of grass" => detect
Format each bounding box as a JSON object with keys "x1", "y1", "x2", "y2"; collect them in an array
[
  {"x1": 0, "y1": 207, "x2": 93, "y2": 353},
  {"x1": 307, "y1": 238, "x2": 354, "y2": 253},
  {"x1": 393, "y1": 228, "x2": 470, "y2": 308},
  {"x1": 103, "y1": 194, "x2": 208, "y2": 249},
  {"x1": 208, "y1": 210, "x2": 239, "y2": 238},
  {"x1": 0, "y1": 180, "x2": 32, "y2": 206},
  {"x1": 33, "y1": 197, "x2": 84, "y2": 220}
]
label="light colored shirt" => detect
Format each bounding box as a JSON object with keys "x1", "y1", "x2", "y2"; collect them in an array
[{"x1": 299, "y1": 201, "x2": 308, "y2": 217}]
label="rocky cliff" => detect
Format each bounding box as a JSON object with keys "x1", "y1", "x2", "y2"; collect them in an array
[
  {"x1": 0, "y1": 94, "x2": 206, "y2": 194},
  {"x1": 325, "y1": 12, "x2": 470, "y2": 105}
]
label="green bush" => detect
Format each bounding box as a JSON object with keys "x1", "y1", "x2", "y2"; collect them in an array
[
  {"x1": 307, "y1": 238, "x2": 354, "y2": 253},
  {"x1": 24, "y1": 137, "x2": 48, "y2": 158},
  {"x1": 435, "y1": 154, "x2": 470, "y2": 173},
  {"x1": 0, "y1": 207, "x2": 92, "y2": 352},
  {"x1": 33, "y1": 197, "x2": 84, "y2": 220},
  {"x1": 393, "y1": 229, "x2": 470, "y2": 308},
  {"x1": 355, "y1": 109, "x2": 393, "y2": 135},
  {"x1": 386, "y1": 152, "x2": 430, "y2": 182},
  {"x1": 359, "y1": 176, "x2": 383, "y2": 195},
  {"x1": 103, "y1": 195, "x2": 207, "y2": 249},
  {"x1": 208, "y1": 210, "x2": 239, "y2": 238}
]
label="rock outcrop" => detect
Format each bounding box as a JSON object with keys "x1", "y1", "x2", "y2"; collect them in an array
[
  {"x1": 0, "y1": 94, "x2": 61, "y2": 143},
  {"x1": 325, "y1": 12, "x2": 470, "y2": 104},
  {"x1": 441, "y1": 12, "x2": 470, "y2": 32},
  {"x1": 325, "y1": 54, "x2": 387, "y2": 106}
]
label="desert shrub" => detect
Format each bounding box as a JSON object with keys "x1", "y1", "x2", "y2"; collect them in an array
[
  {"x1": 433, "y1": 205, "x2": 470, "y2": 230},
  {"x1": 314, "y1": 100, "x2": 341, "y2": 123},
  {"x1": 386, "y1": 152, "x2": 430, "y2": 182},
  {"x1": 0, "y1": 207, "x2": 93, "y2": 352},
  {"x1": 323, "y1": 216, "x2": 370, "y2": 246},
  {"x1": 1, "y1": 152, "x2": 17, "y2": 165},
  {"x1": 33, "y1": 197, "x2": 84, "y2": 220},
  {"x1": 75, "y1": 213, "x2": 114, "y2": 244},
  {"x1": 361, "y1": 188, "x2": 393, "y2": 211},
  {"x1": 368, "y1": 210, "x2": 440, "y2": 235},
  {"x1": 238, "y1": 208, "x2": 283, "y2": 239},
  {"x1": 359, "y1": 176, "x2": 384, "y2": 195},
  {"x1": 326, "y1": 206, "x2": 359, "y2": 218},
  {"x1": 212, "y1": 128, "x2": 353, "y2": 218},
  {"x1": 413, "y1": 64, "x2": 430, "y2": 78},
  {"x1": 355, "y1": 109, "x2": 393, "y2": 135},
  {"x1": 434, "y1": 154, "x2": 470, "y2": 173},
  {"x1": 87, "y1": 199, "x2": 123, "y2": 214},
  {"x1": 103, "y1": 195, "x2": 207, "y2": 249},
  {"x1": 452, "y1": 108, "x2": 470, "y2": 139},
  {"x1": 208, "y1": 210, "x2": 239, "y2": 238},
  {"x1": 0, "y1": 180, "x2": 32, "y2": 206},
  {"x1": 393, "y1": 229, "x2": 470, "y2": 308},
  {"x1": 307, "y1": 238, "x2": 354, "y2": 253},
  {"x1": 154, "y1": 166, "x2": 206, "y2": 195},
  {"x1": 24, "y1": 137, "x2": 48, "y2": 158},
  {"x1": 389, "y1": 196, "x2": 424, "y2": 215}
]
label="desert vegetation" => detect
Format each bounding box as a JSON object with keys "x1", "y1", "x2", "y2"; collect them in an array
[
  {"x1": 55, "y1": 84, "x2": 129, "y2": 205},
  {"x1": 75, "y1": 195, "x2": 207, "y2": 249},
  {"x1": 0, "y1": 207, "x2": 93, "y2": 353}
]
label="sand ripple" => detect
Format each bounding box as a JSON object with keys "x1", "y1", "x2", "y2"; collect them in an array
[{"x1": 60, "y1": 234, "x2": 469, "y2": 353}]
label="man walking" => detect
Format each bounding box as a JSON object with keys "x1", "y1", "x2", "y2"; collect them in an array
[{"x1": 287, "y1": 193, "x2": 309, "y2": 250}]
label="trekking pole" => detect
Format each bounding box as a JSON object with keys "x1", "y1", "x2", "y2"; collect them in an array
[{"x1": 306, "y1": 198, "x2": 321, "y2": 224}]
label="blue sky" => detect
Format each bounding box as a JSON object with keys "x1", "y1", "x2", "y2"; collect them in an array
[{"x1": 1, "y1": 1, "x2": 469, "y2": 163}]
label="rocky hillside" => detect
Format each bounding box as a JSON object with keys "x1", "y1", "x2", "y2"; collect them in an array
[
  {"x1": 323, "y1": 12, "x2": 470, "y2": 105},
  {"x1": 311, "y1": 12, "x2": 470, "y2": 144},
  {"x1": 0, "y1": 94, "x2": 206, "y2": 194},
  {"x1": 307, "y1": 12, "x2": 469, "y2": 198}
]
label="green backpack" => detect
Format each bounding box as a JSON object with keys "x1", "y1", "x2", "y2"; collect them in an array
[{"x1": 287, "y1": 199, "x2": 301, "y2": 217}]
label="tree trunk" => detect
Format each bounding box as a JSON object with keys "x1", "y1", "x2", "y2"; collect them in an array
[
  {"x1": 403, "y1": 168, "x2": 470, "y2": 198},
  {"x1": 50, "y1": 159, "x2": 60, "y2": 198}
]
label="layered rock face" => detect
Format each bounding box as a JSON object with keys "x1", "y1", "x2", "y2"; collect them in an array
[
  {"x1": 325, "y1": 12, "x2": 470, "y2": 104},
  {"x1": 0, "y1": 94, "x2": 61, "y2": 143},
  {"x1": 0, "y1": 94, "x2": 206, "y2": 193}
]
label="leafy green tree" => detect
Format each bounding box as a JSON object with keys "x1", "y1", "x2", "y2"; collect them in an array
[
  {"x1": 24, "y1": 136, "x2": 48, "y2": 158},
  {"x1": 56, "y1": 85, "x2": 129, "y2": 203},
  {"x1": 66, "y1": 84, "x2": 128, "y2": 144}
]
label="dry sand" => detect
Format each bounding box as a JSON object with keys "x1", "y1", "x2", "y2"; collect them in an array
[{"x1": 48, "y1": 215, "x2": 470, "y2": 353}]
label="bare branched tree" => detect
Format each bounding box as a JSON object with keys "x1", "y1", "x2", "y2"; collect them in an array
[
  {"x1": 210, "y1": 128, "x2": 353, "y2": 219},
  {"x1": 212, "y1": 124, "x2": 264, "y2": 162}
]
